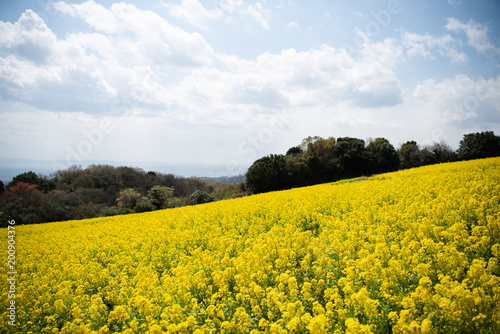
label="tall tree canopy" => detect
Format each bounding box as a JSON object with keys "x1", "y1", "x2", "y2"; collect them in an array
[{"x1": 458, "y1": 131, "x2": 500, "y2": 160}]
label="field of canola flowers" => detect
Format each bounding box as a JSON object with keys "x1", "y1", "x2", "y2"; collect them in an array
[{"x1": 2, "y1": 157, "x2": 500, "y2": 333}]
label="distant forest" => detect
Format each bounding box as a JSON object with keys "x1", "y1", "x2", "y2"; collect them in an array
[
  {"x1": 246, "y1": 131, "x2": 500, "y2": 194},
  {"x1": 0, "y1": 166, "x2": 246, "y2": 226},
  {"x1": 1, "y1": 131, "x2": 499, "y2": 226}
]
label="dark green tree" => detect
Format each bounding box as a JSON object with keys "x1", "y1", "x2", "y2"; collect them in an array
[
  {"x1": 44, "y1": 190, "x2": 80, "y2": 222},
  {"x1": 245, "y1": 154, "x2": 288, "y2": 194},
  {"x1": 54, "y1": 165, "x2": 83, "y2": 192},
  {"x1": 334, "y1": 137, "x2": 367, "y2": 177},
  {"x1": 148, "y1": 185, "x2": 175, "y2": 210},
  {"x1": 398, "y1": 141, "x2": 422, "y2": 169},
  {"x1": 117, "y1": 167, "x2": 147, "y2": 192},
  {"x1": 286, "y1": 146, "x2": 302, "y2": 156},
  {"x1": 428, "y1": 141, "x2": 458, "y2": 164},
  {"x1": 145, "y1": 171, "x2": 159, "y2": 190},
  {"x1": 366, "y1": 138, "x2": 400, "y2": 174},
  {"x1": 116, "y1": 188, "x2": 142, "y2": 210},
  {"x1": 302, "y1": 136, "x2": 335, "y2": 159},
  {"x1": 301, "y1": 136, "x2": 338, "y2": 183},
  {"x1": 1, "y1": 182, "x2": 43, "y2": 225},
  {"x1": 287, "y1": 158, "x2": 311, "y2": 187},
  {"x1": 7, "y1": 171, "x2": 38, "y2": 187},
  {"x1": 134, "y1": 197, "x2": 155, "y2": 213},
  {"x1": 75, "y1": 165, "x2": 123, "y2": 191},
  {"x1": 7, "y1": 171, "x2": 55, "y2": 193},
  {"x1": 419, "y1": 146, "x2": 436, "y2": 166},
  {"x1": 190, "y1": 190, "x2": 214, "y2": 204},
  {"x1": 457, "y1": 131, "x2": 500, "y2": 160}
]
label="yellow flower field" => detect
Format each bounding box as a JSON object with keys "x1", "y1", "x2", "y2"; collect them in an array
[{"x1": 2, "y1": 158, "x2": 500, "y2": 333}]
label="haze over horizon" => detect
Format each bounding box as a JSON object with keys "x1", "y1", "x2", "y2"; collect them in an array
[
  {"x1": 1, "y1": 0, "x2": 499, "y2": 178},
  {"x1": 0, "y1": 159, "x2": 243, "y2": 184}
]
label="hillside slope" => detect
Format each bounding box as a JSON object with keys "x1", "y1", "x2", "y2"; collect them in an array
[{"x1": 2, "y1": 158, "x2": 500, "y2": 333}]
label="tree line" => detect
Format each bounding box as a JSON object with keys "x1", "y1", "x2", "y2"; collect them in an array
[
  {"x1": 245, "y1": 131, "x2": 500, "y2": 194},
  {"x1": 1, "y1": 131, "x2": 498, "y2": 226},
  {"x1": 0, "y1": 165, "x2": 246, "y2": 226}
]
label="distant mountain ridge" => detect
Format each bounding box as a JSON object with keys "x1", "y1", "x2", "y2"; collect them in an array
[{"x1": 201, "y1": 175, "x2": 245, "y2": 184}]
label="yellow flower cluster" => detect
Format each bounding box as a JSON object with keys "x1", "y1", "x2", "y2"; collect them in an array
[{"x1": 2, "y1": 158, "x2": 499, "y2": 333}]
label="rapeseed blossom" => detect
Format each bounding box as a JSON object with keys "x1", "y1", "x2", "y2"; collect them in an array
[{"x1": 1, "y1": 158, "x2": 499, "y2": 333}]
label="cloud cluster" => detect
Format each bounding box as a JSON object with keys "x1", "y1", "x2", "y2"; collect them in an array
[
  {"x1": 413, "y1": 75, "x2": 500, "y2": 126},
  {"x1": 164, "y1": 0, "x2": 271, "y2": 30},
  {"x1": 1, "y1": 2, "x2": 497, "y2": 118},
  {"x1": 401, "y1": 31, "x2": 468, "y2": 64},
  {"x1": 0, "y1": 0, "x2": 499, "y2": 167},
  {"x1": 0, "y1": 1, "x2": 218, "y2": 114},
  {"x1": 445, "y1": 18, "x2": 500, "y2": 56},
  {"x1": 0, "y1": 1, "x2": 407, "y2": 121},
  {"x1": 53, "y1": 1, "x2": 215, "y2": 66},
  {"x1": 399, "y1": 17, "x2": 500, "y2": 64}
]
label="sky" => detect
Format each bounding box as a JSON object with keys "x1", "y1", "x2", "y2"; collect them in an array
[{"x1": 0, "y1": 0, "x2": 499, "y2": 177}]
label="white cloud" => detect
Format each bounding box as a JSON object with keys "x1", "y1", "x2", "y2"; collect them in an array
[
  {"x1": 330, "y1": 114, "x2": 376, "y2": 128},
  {"x1": 217, "y1": 44, "x2": 402, "y2": 109},
  {"x1": 246, "y1": 3, "x2": 271, "y2": 30},
  {"x1": 0, "y1": 3, "x2": 216, "y2": 114},
  {"x1": 111, "y1": 42, "x2": 405, "y2": 128},
  {"x1": 162, "y1": 0, "x2": 221, "y2": 30},
  {"x1": 400, "y1": 18, "x2": 500, "y2": 65},
  {"x1": 165, "y1": 0, "x2": 271, "y2": 30},
  {"x1": 54, "y1": 1, "x2": 215, "y2": 67},
  {"x1": 401, "y1": 31, "x2": 468, "y2": 64},
  {"x1": 445, "y1": 18, "x2": 500, "y2": 56},
  {"x1": 53, "y1": 1, "x2": 119, "y2": 33},
  {"x1": 0, "y1": 56, "x2": 62, "y2": 88},
  {"x1": 413, "y1": 75, "x2": 500, "y2": 126},
  {"x1": 0, "y1": 10, "x2": 57, "y2": 65},
  {"x1": 359, "y1": 38, "x2": 404, "y2": 68}
]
